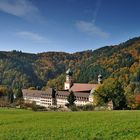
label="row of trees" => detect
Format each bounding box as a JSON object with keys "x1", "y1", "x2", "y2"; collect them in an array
[
  {"x1": 94, "y1": 77, "x2": 140, "y2": 109},
  {"x1": 0, "y1": 85, "x2": 23, "y2": 106},
  {"x1": 94, "y1": 78, "x2": 127, "y2": 109},
  {"x1": 0, "y1": 82, "x2": 138, "y2": 110}
]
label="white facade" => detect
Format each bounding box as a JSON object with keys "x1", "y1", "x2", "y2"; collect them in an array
[
  {"x1": 75, "y1": 100, "x2": 91, "y2": 106},
  {"x1": 57, "y1": 98, "x2": 68, "y2": 106},
  {"x1": 24, "y1": 96, "x2": 53, "y2": 107},
  {"x1": 56, "y1": 97, "x2": 92, "y2": 107},
  {"x1": 24, "y1": 96, "x2": 41, "y2": 104},
  {"x1": 40, "y1": 97, "x2": 53, "y2": 107},
  {"x1": 23, "y1": 91, "x2": 94, "y2": 108}
]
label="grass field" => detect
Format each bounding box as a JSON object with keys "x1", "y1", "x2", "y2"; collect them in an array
[{"x1": 0, "y1": 109, "x2": 140, "y2": 140}]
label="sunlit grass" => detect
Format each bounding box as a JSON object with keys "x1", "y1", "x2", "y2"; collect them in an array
[{"x1": 0, "y1": 109, "x2": 140, "y2": 140}]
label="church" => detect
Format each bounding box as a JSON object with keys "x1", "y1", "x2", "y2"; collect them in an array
[{"x1": 22, "y1": 69, "x2": 102, "y2": 107}]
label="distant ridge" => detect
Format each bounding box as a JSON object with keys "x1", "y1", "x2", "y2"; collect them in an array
[{"x1": 0, "y1": 37, "x2": 140, "y2": 92}]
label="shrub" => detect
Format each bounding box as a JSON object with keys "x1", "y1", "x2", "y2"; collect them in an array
[
  {"x1": 77, "y1": 104, "x2": 94, "y2": 111},
  {"x1": 49, "y1": 106, "x2": 58, "y2": 111},
  {"x1": 69, "y1": 105, "x2": 78, "y2": 111},
  {"x1": 30, "y1": 102, "x2": 46, "y2": 111}
]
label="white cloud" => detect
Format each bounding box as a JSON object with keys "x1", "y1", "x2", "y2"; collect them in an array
[
  {"x1": 0, "y1": 0, "x2": 40, "y2": 20},
  {"x1": 16, "y1": 31, "x2": 48, "y2": 43},
  {"x1": 75, "y1": 20, "x2": 110, "y2": 38}
]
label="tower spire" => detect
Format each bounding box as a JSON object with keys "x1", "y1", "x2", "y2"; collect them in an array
[{"x1": 98, "y1": 74, "x2": 102, "y2": 84}]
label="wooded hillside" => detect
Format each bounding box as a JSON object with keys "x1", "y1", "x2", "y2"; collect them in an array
[{"x1": 0, "y1": 37, "x2": 140, "y2": 95}]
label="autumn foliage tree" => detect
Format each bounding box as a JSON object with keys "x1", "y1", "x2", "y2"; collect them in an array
[{"x1": 95, "y1": 78, "x2": 127, "y2": 109}]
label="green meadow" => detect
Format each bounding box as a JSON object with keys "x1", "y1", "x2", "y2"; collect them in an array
[{"x1": 0, "y1": 109, "x2": 140, "y2": 140}]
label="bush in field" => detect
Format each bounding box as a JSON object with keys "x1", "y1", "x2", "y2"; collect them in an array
[
  {"x1": 29, "y1": 102, "x2": 46, "y2": 111},
  {"x1": 17, "y1": 101, "x2": 46, "y2": 111},
  {"x1": 15, "y1": 98, "x2": 24, "y2": 107},
  {"x1": 66, "y1": 104, "x2": 94, "y2": 111},
  {"x1": 77, "y1": 104, "x2": 94, "y2": 111},
  {"x1": 69, "y1": 104, "x2": 78, "y2": 111},
  {"x1": 0, "y1": 98, "x2": 10, "y2": 107},
  {"x1": 49, "y1": 106, "x2": 58, "y2": 111},
  {"x1": 32, "y1": 104, "x2": 46, "y2": 111}
]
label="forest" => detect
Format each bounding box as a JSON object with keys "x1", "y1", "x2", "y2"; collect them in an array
[{"x1": 0, "y1": 37, "x2": 140, "y2": 108}]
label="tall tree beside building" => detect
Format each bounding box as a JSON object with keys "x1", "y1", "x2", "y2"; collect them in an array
[
  {"x1": 7, "y1": 88, "x2": 14, "y2": 103},
  {"x1": 67, "y1": 91, "x2": 76, "y2": 106},
  {"x1": 0, "y1": 86, "x2": 13, "y2": 106},
  {"x1": 95, "y1": 78, "x2": 127, "y2": 109},
  {"x1": 15, "y1": 88, "x2": 23, "y2": 99}
]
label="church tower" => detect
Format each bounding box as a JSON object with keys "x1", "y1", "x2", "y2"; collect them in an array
[
  {"x1": 98, "y1": 74, "x2": 102, "y2": 84},
  {"x1": 64, "y1": 68, "x2": 73, "y2": 90}
]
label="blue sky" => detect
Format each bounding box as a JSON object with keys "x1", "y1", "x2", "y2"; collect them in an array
[{"x1": 0, "y1": 0, "x2": 140, "y2": 53}]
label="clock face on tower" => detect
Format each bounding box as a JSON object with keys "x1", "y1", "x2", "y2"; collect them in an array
[{"x1": 64, "y1": 82, "x2": 71, "y2": 90}]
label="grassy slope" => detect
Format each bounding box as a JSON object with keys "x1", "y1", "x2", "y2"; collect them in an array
[{"x1": 0, "y1": 109, "x2": 140, "y2": 140}]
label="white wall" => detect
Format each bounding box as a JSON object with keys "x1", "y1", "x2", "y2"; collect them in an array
[{"x1": 24, "y1": 95, "x2": 93, "y2": 107}]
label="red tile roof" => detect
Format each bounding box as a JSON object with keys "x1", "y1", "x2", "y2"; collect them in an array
[{"x1": 70, "y1": 83, "x2": 98, "y2": 92}]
